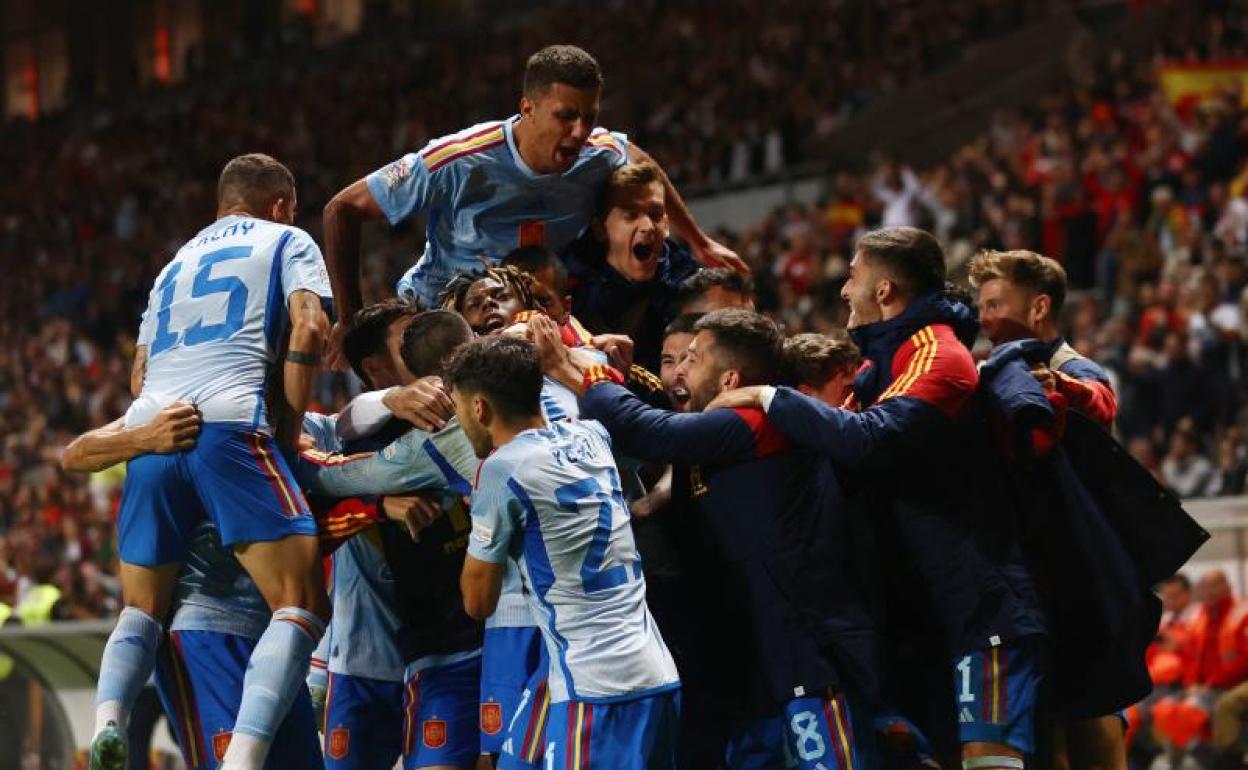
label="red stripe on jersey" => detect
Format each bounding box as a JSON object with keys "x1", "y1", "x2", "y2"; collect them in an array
[
  {"x1": 886, "y1": 324, "x2": 979, "y2": 417},
  {"x1": 730, "y1": 406, "x2": 790, "y2": 458}
]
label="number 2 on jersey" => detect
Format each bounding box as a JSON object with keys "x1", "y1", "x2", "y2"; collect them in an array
[
  {"x1": 150, "y1": 246, "x2": 252, "y2": 357},
  {"x1": 554, "y1": 470, "x2": 633, "y2": 594}
]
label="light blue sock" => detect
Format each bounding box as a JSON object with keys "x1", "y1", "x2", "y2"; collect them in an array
[
  {"x1": 228, "y1": 607, "x2": 324, "y2": 752},
  {"x1": 94, "y1": 606, "x2": 162, "y2": 734}
]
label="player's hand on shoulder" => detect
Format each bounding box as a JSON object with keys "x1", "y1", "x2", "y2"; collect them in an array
[
  {"x1": 591, "y1": 334, "x2": 635, "y2": 370},
  {"x1": 705, "y1": 386, "x2": 766, "y2": 412},
  {"x1": 383, "y1": 377, "x2": 454, "y2": 432},
  {"x1": 141, "y1": 401, "x2": 201, "y2": 453},
  {"x1": 694, "y1": 236, "x2": 750, "y2": 276},
  {"x1": 1029, "y1": 363, "x2": 1057, "y2": 393},
  {"x1": 324, "y1": 319, "x2": 352, "y2": 372},
  {"x1": 382, "y1": 492, "x2": 444, "y2": 541}
]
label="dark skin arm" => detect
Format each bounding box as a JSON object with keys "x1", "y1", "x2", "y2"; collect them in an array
[{"x1": 322, "y1": 178, "x2": 385, "y2": 370}]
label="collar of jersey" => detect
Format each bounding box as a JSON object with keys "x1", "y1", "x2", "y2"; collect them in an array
[{"x1": 504, "y1": 115, "x2": 541, "y2": 179}]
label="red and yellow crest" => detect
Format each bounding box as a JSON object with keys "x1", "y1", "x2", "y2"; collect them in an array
[
  {"x1": 480, "y1": 702, "x2": 503, "y2": 735},
  {"x1": 423, "y1": 718, "x2": 448, "y2": 749},
  {"x1": 328, "y1": 727, "x2": 350, "y2": 759},
  {"x1": 212, "y1": 731, "x2": 232, "y2": 761}
]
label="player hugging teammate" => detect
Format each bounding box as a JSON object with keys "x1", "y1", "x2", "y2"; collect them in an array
[{"x1": 65, "y1": 43, "x2": 1208, "y2": 770}]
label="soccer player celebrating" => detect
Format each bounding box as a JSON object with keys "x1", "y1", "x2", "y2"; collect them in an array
[
  {"x1": 710, "y1": 227, "x2": 1049, "y2": 769},
  {"x1": 448, "y1": 336, "x2": 681, "y2": 769},
  {"x1": 92, "y1": 154, "x2": 334, "y2": 770},
  {"x1": 542, "y1": 310, "x2": 870, "y2": 769},
  {"x1": 969, "y1": 249, "x2": 1116, "y2": 428},
  {"x1": 321, "y1": 44, "x2": 743, "y2": 363}
]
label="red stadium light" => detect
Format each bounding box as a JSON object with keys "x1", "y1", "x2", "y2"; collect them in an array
[
  {"x1": 22, "y1": 60, "x2": 38, "y2": 120},
  {"x1": 154, "y1": 27, "x2": 171, "y2": 83}
]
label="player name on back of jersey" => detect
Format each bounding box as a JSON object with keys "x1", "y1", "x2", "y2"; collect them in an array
[{"x1": 191, "y1": 217, "x2": 259, "y2": 247}]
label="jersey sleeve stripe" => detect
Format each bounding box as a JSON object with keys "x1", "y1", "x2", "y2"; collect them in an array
[
  {"x1": 586, "y1": 134, "x2": 623, "y2": 155},
  {"x1": 879, "y1": 327, "x2": 937, "y2": 401},
  {"x1": 420, "y1": 122, "x2": 503, "y2": 160},
  {"x1": 421, "y1": 438, "x2": 473, "y2": 495},
  {"x1": 424, "y1": 128, "x2": 506, "y2": 171}
]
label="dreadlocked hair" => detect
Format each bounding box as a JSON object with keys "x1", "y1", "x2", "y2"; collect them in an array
[{"x1": 438, "y1": 265, "x2": 541, "y2": 313}]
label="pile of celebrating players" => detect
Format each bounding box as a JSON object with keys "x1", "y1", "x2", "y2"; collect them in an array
[{"x1": 66, "y1": 46, "x2": 1209, "y2": 770}]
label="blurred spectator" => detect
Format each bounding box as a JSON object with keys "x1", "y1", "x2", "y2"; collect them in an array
[{"x1": 1162, "y1": 429, "x2": 1215, "y2": 499}]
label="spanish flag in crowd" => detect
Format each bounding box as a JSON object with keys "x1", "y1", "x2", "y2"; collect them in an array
[{"x1": 1159, "y1": 60, "x2": 1248, "y2": 107}]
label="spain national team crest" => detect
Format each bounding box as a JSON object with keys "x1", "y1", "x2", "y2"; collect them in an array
[
  {"x1": 212, "y1": 731, "x2": 232, "y2": 761},
  {"x1": 481, "y1": 702, "x2": 503, "y2": 735},
  {"x1": 328, "y1": 727, "x2": 350, "y2": 759},
  {"x1": 423, "y1": 718, "x2": 448, "y2": 749}
]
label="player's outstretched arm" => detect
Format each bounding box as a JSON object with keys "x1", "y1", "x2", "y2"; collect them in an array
[
  {"x1": 629, "y1": 143, "x2": 747, "y2": 275},
  {"x1": 322, "y1": 178, "x2": 386, "y2": 369},
  {"x1": 61, "y1": 403, "x2": 202, "y2": 473},
  {"x1": 580, "y1": 381, "x2": 759, "y2": 466}
]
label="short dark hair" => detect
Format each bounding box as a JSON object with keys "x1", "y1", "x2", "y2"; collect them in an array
[
  {"x1": 343, "y1": 300, "x2": 421, "y2": 387},
  {"x1": 664, "y1": 313, "x2": 704, "y2": 340},
  {"x1": 400, "y1": 311, "x2": 474, "y2": 379},
  {"x1": 444, "y1": 336, "x2": 544, "y2": 421},
  {"x1": 693, "y1": 309, "x2": 782, "y2": 386},
  {"x1": 782, "y1": 333, "x2": 862, "y2": 389},
  {"x1": 856, "y1": 226, "x2": 945, "y2": 299},
  {"x1": 967, "y1": 249, "x2": 1069, "y2": 315},
  {"x1": 217, "y1": 153, "x2": 295, "y2": 214},
  {"x1": 523, "y1": 45, "x2": 603, "y2": 97},
  {"x1": 503, "y1": 246, "x2": 567, "y2": 292},
  {"x1": 678, "y1": 268, "x2": 755, "y2": 311}
]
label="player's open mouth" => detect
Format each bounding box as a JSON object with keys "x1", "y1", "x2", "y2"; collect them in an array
[
  {"x1": 671, "y1": 386, "x2": 690, "y2": 405},
  {"x1": 556, "y1": 146, "x2": 578, "y2": 165},
  {"x1": 482, "y1": 312, "x2": 506, "y2": 333},
  {"x1": 631, "y1": 242, "x2": 657, "y2": 262}
]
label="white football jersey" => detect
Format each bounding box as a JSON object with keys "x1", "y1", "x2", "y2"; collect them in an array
[
  {"x1": 468, "y1": 419, "x2": 679, "y2": 703},
  {"x1": 127, "y1": 215, "x2": 332, "y2": 432}
]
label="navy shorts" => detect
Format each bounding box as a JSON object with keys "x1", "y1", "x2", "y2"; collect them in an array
[
  {"x1": 323, "y1": 671, "x2": 403, "y2": 769},
  {"x1": 482, "y1": 625, "x2": 547, "y2": 764},
  {"x1": 953, "y1": 636, "x2": 1043, "y2": 753},
  {"x1": 726, "y1": 689, "x2": 859, "y2": 770},
  {"x1": 545, "y1": 689, "x2": 681, "y2": 770},
  {"x1": 118, "y1": 424, "x2": 314, "y2": 565},
  {"x1": 402, "y1": 654, "x2": 482, "y2": 769},
  {"x1": 152, "y1": 629, "x2": 320, "y2": 770}
]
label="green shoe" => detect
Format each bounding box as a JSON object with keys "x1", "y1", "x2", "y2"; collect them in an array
[{"x1": 89, "y1": 720, "x2": 126, "y2": 770}]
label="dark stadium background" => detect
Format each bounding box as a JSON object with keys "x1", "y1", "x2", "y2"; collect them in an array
[{"x1": 1, "y1": 0, "x2": 1247, "y2": 767}]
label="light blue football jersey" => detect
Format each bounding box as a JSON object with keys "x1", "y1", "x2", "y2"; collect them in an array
[
  {"x1": 127, "y1": 215, "x2": 332, "y2": 432},
  {"x1": 367, "y1": 116, "x2": 628, "y2": 308},
  {"x1": 467, "y1": 420, "x2": 679, "y2": 704}
]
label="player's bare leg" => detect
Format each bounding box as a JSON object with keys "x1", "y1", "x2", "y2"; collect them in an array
[
  {"x1": 1066, "y1": 717, "x2": 1127, "y2": 770},
  {"x1": 90, "y1": 562, "x2": 180, "y2": 770},
  {"x1": 219, "y1": 533, "x2": 330, "y2": 769},
  {"x1": 964, "y1": 741, "x2": 1027, "y2": 770}
]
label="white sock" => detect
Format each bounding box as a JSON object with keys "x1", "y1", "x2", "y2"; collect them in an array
[
  {"x1": 220, "y1": 730, "x2": 270, "y2": 770},
  {"x1": 94, "y1": 700, "x2": 128, "y2": 737}
]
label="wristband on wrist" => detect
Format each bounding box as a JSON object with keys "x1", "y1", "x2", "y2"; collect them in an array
[{"x1": 287, "y1": 350, "x2": 321, "y2": 366}]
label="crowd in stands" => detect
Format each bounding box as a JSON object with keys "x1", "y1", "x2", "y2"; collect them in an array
[{"x1": 0, "y1": 0, "x2": 1244, "y2": 628}]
